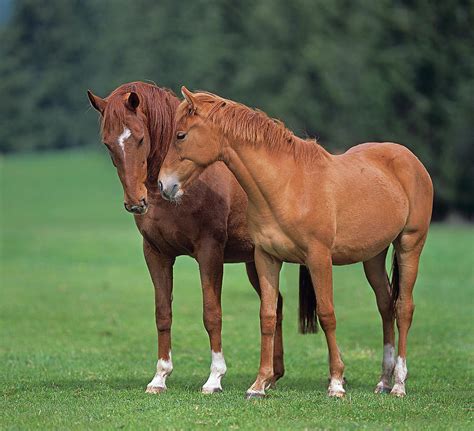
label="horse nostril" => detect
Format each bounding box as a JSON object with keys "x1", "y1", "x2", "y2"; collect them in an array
[
  {"x1": 158, "y1": 180, "x2": 163, "y2": 193},
  {"x1": 140, "y1": 198, "x2": 148, "y2": 208},
  {"x1": 124, "y1": 202, "x2": 131, "y2": 211},
  {"x1": 171, "y1": 184, "x2": 179, "y2": 196}
]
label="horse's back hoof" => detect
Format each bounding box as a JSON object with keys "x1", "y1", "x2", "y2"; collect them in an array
[
  {"x1": 328, "y1": 389, "x2": 345, "y2": 398},
  {"x1": 374, "y1": 382, "x2": 392, "y2": 394},
  {"x1": 245, "y1": 391, "x2": 266, "y2": 400},
  {"x1": 146, "y1": 385, "x2": 166, "y2": 394},
  {"x1": 390, "y1": 384, "x2": 406, "y2": 397}
]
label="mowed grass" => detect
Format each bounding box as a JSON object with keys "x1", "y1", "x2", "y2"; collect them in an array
[{"x1": 1, "y1": 150, "x2": 473, "y2": 430}]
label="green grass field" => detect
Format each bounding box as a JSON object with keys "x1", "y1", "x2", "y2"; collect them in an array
[{"x1": 1, "y1": 151, "x2": 473, "y2": 430}]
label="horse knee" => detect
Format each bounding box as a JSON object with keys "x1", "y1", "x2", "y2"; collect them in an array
[
  {"x1": 203, "y1": 312, "x2": 222, "y2": 333},
  {"x1": 156, "y1": 317, "x2": 171, "y2": 333}
]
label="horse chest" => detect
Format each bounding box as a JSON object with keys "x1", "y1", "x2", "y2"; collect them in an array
[
  {"x1": 135, "y1": 210, "x2": 196, "y2": 257},
  {"x1": 251, "y1": 224, "x2": 303, "y2": 263}
]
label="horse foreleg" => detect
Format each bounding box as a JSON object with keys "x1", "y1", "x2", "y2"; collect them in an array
[
  {"x1": 245, "y1": 262, "x2": 285, "y2": 386},
  {"x1": 307, "y1": 247, "x2": 345, "y2": 397},
  {"x1": 363, "y1": 248, "x2": 396, "y2": 394},
  {"x1": 246, "y1": 248, "x2": 282, "y2": 398},
  {"x1": 143, "y1": 240, "x2": 175, "y2": 394},
  {"x1": 197, "y1": 241, "x2": 227, "y2": 394}
]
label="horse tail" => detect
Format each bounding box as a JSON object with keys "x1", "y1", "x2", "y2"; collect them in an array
[
  {"x1": 299, "y1": 265, "x2": 318, "y2": 334},
  {"x1": 390, "y1": 250, "x2": 400, "y2": 312}
]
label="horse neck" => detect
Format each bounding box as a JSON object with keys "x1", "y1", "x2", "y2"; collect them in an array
[
  {"x1": 144, "y1": 93, "x2": 180, "y2": 190},
  {"x1": 222, "y1": 136, "x2": 330, "y2": 212}
]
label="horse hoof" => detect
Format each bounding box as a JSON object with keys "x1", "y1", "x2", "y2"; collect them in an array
[
  {"x1": 374, "y1": 383, "x2": 392, "y2": 394},
  {"x1": 146, "y1": 385, "x2": 166, "y2": 394},
  {"x1": 328, "y1": 389, "x2": 345, "y2": 398},
  {"x1": 202, "y1": 387, "x2": 222, "y2": 394},
  {"x1": 245, "y1": 391, "x2": 266, "y2": 400},
  {"x1": 390, "y1": 384, "x2": 406, "y2": 397}
]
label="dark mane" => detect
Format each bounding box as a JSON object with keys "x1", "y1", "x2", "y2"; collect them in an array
[
  {"x1": 194, "y1": 92, "x2": 326, "y2": 162},
  {"x1": 102, "y1": 81, "x2": 180, "y2": 182}
]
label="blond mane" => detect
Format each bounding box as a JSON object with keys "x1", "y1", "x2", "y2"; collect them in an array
[{"x1": 193, "y1": 92, "x2": 326, "y2": 162}]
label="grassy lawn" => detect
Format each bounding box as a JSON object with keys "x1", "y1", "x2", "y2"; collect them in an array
[{"x1": 1, "y1": 151, "x2": 473, "y2": 430}]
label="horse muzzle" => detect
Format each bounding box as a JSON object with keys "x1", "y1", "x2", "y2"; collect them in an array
[
  {"x1": 158, "y1": 179, "x2": 182, "y2": 202},
  {"x1": 124, "y1": 198, "x2": 148, "y2": 215}
]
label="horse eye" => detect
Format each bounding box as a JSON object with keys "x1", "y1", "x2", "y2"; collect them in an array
[
  {"x1": 188, "y1": 108, "x2": 193, "y2": 115},
  {"x1": 176, "y1": 132, "x2": 187, "y2": 140}
]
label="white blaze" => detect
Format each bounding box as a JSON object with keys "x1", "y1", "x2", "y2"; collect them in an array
[{"x1": 117, "y1": 127, "x2": 131, "y2": 157}]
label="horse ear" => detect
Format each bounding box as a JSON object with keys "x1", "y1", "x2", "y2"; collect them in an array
[
  {"x1": 125, "y1": 92, "x2": 140, "y2": 111},
  {"x1": 181, "y1": 86, "x2": 196, "y2": 110},
  {"x1": 87, "y1": 90, "x2": 106, "y2": 114}
]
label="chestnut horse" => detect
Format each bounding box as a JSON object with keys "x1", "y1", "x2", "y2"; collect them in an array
[
  {"x1": 87, "y1": 82, "x2": 292, "y2": 394},
  {"x1": 159, "y1": 87, "x2": 433, "y2": 398}
]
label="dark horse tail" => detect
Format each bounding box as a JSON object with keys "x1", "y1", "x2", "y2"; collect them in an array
[
  {"x1": 390, "y1": 251, "x2": 400, "y2": 312},
  {"x1": 299, "y1": 266, "x2": 318, "y2": 334}
]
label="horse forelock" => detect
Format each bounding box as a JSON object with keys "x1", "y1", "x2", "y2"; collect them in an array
[
  {"x1": 192, "y1": 92, "x2": 323, "y2": 162},
  {"x1": 101, "y1": 82, "x2": 180, "y2": 169}
]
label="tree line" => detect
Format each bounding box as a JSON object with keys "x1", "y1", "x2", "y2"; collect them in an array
[{"x1": 1, "y1": 0, "x2": 473, "y2": 218}]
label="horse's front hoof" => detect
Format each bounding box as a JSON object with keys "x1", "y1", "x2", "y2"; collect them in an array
[
  {"x1": 202, "y1": 386, "x2": 222, "y2": 394},
  {"x1": 245, "y1": 390, "x2": 266, "y2": 400},
  {"x1": 390, "y1": 383, "x2": 406, "y2": 397},
  {"x1": 146, "y1": 385, "x2": 166, "y2": 394}
]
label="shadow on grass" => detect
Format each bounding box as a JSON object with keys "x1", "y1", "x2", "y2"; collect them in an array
[{"x1": 8, "y1": 371, "x2": 375, "y2": 396}]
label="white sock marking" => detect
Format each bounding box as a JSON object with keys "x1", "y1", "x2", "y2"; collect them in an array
[
  {"x1": 117, "y1": 127, "x2": 131, "y2": 158},
  {"x1": 375, "y1": 344, "x2": 396, "y2": 392},
  {"x1": 328, "y1": 377, "x2": 345, "y2": 395},
  {"x1": 393, "y1": 356, "x2": 407, "y2": 384},
  {"x1": 148, "y1": 351, "x2": 173, "y2": 389},
  {"x1": 382, "y1": 344, "x2": 395, "y2": 382},
  {"x1": 202, "y1": 351, "x2": 227, "y2": 392}
]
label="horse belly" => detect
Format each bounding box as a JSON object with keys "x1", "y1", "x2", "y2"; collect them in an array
[{"x1": 332, "y1": 194, "x2": 407, "y2": 265}]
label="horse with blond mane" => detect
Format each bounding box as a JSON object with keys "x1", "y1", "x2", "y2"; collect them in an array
[{"x1": 159, "y1": 86, "x2": 433, "y2": 398}]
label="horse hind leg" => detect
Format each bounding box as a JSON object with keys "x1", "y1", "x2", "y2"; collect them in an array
[
  {"x1": 390, "y1": 230, "x2": 427, "y2": 397},
  {"x1": 363, "y1": 248, "x2": 396, "y2": 394}
]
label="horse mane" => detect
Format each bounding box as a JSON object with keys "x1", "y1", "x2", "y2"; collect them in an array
[
  {"x1": 194, "y1": 92, "x2": 326, "y2": 162},
  {"x1": 101, "y1": 81, "x2": 180, "y2": 177}
]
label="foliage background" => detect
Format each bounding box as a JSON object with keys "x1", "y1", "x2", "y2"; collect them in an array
[{"x1": 0, "y1": 0, "x2": 473, "y2": 217}]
